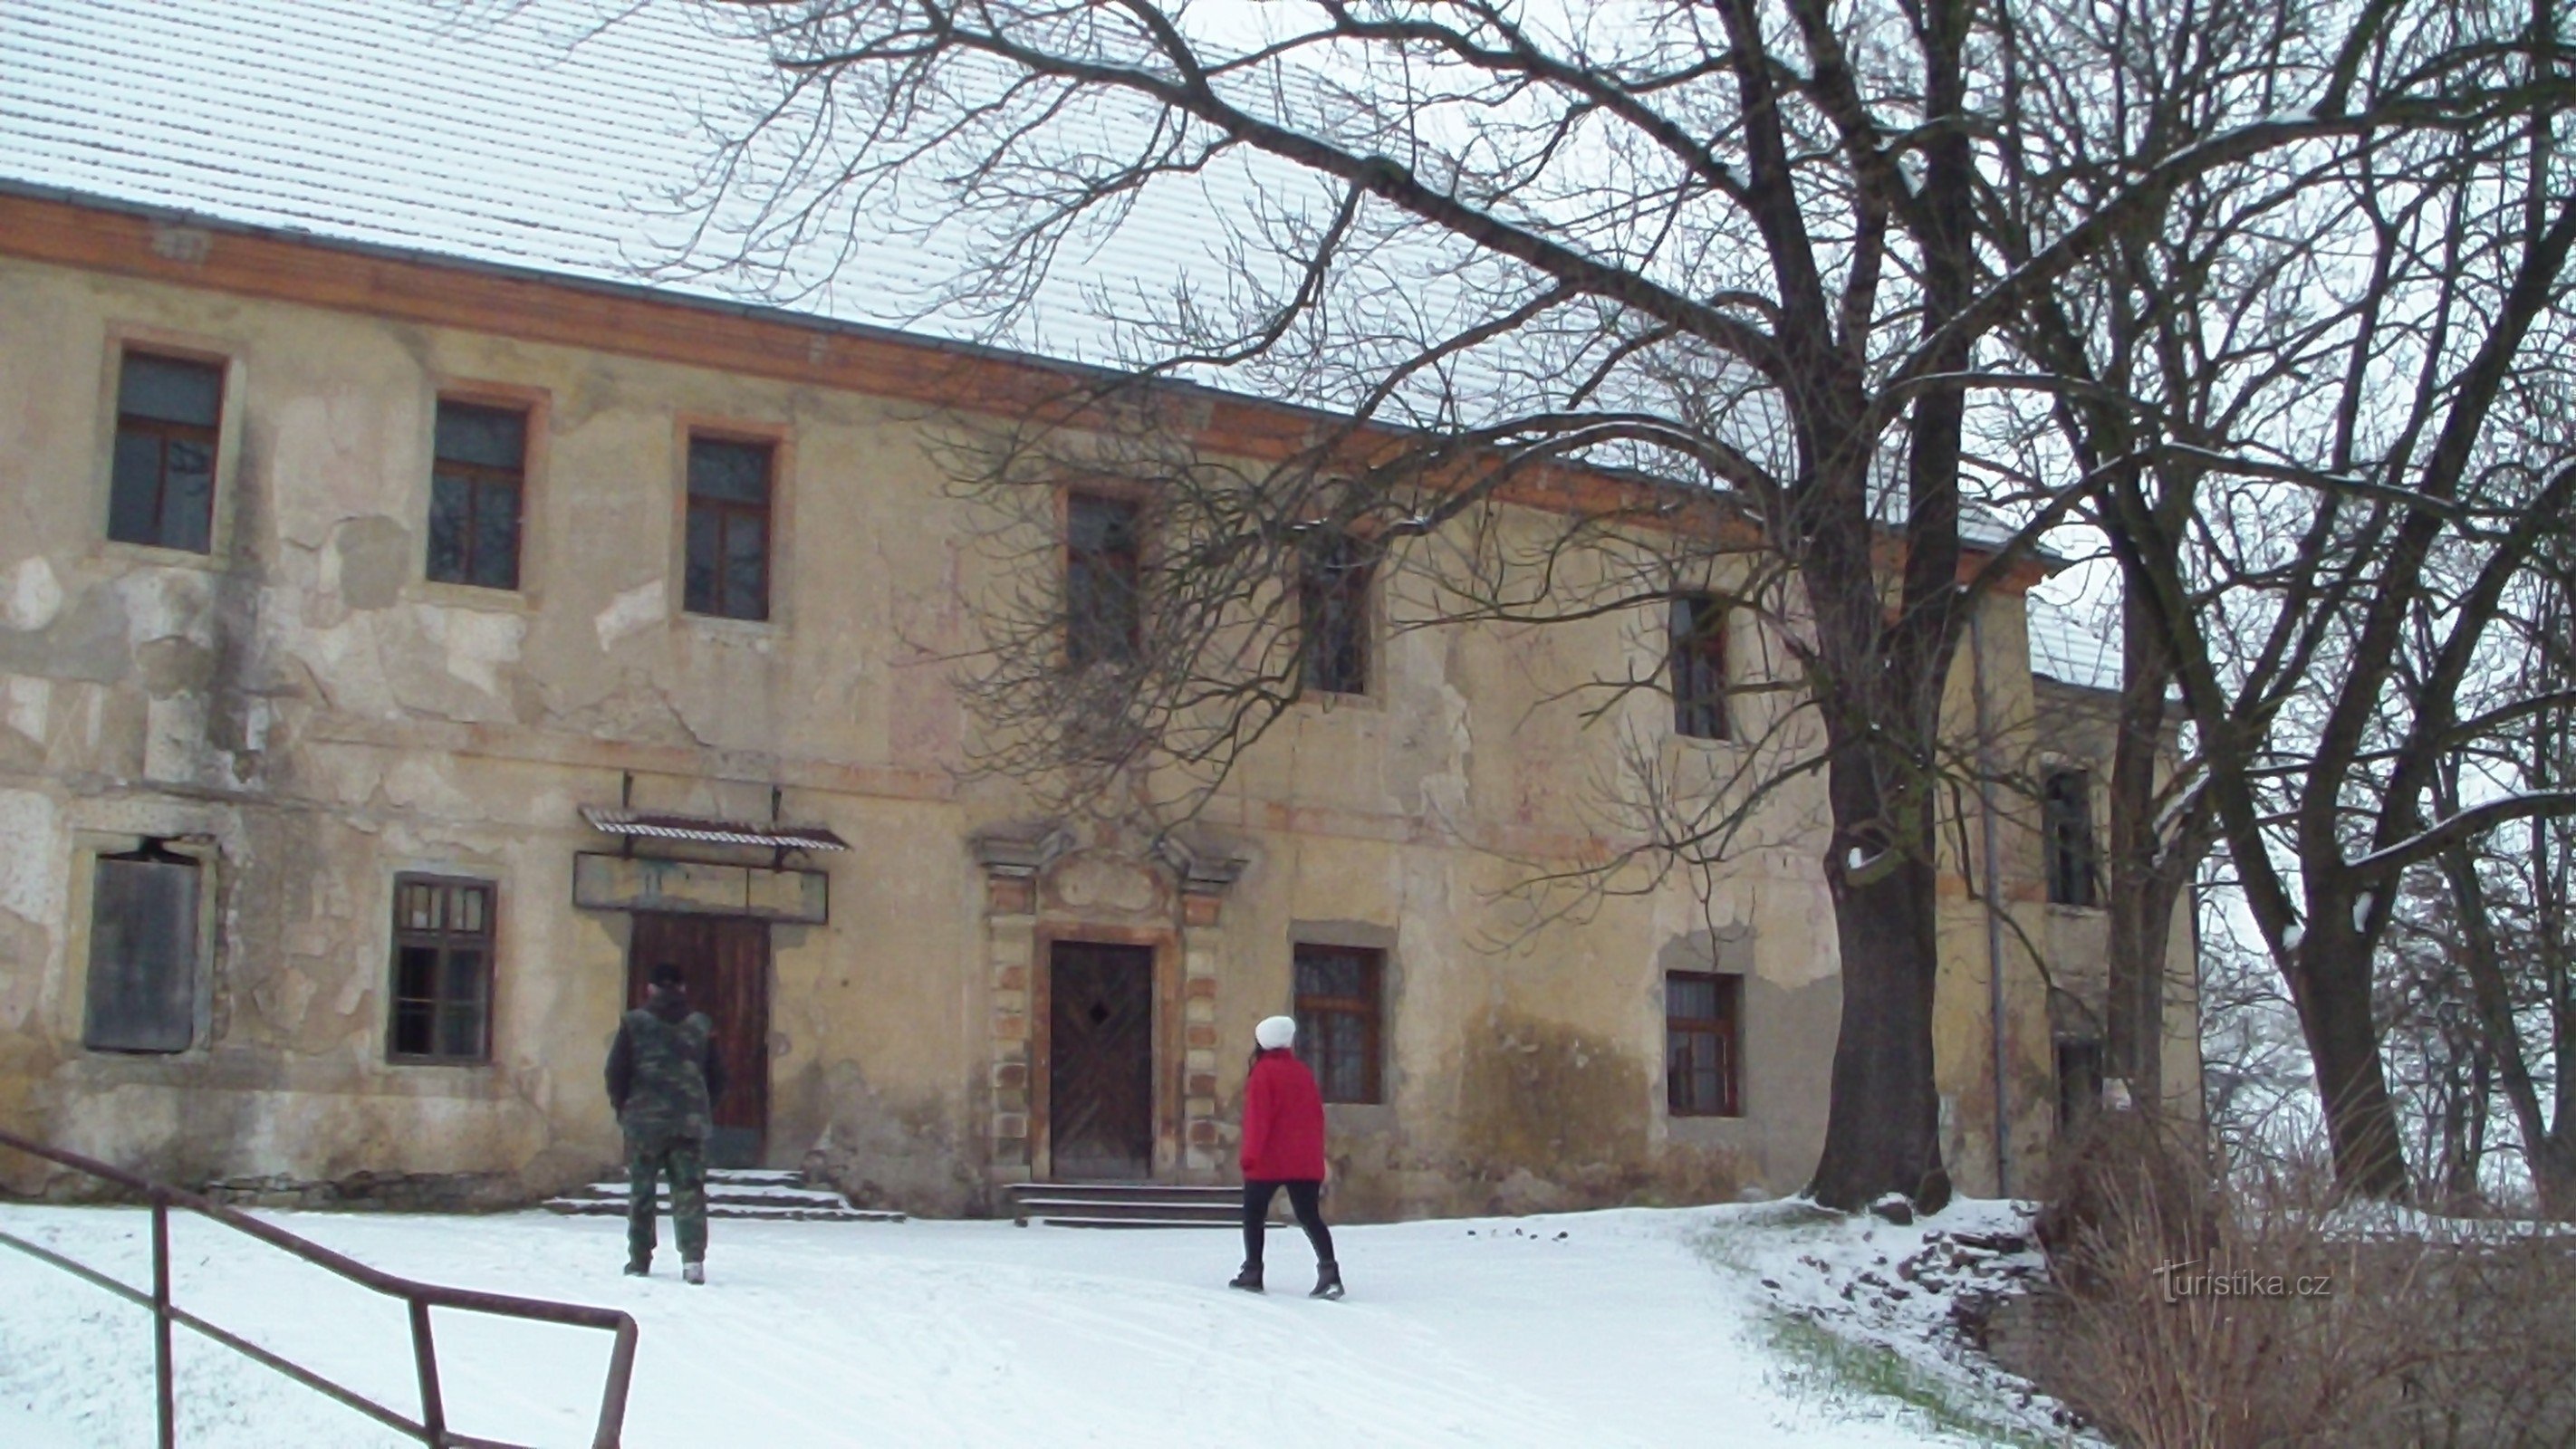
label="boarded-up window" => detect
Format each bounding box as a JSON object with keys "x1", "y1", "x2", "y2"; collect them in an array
[
  {"x1": 108, "y1": 351, "x2": 224, "y2": 552},
  {"x1": 1293, "y1": 944, "x2": 1383, "y2": 1104},
  {"x1": 389, "y1": 875, "x2": 495, "y2": 1063},
  {"x1": 1065, "y1": 492, "x2": 1142, "y2": 666},
  {"x1": 2044, "y1": 770, "x2": 2098, "y2": 907},
  {"x1": 684, "y1": 437, "x2": 773, "y2": 620},
  {"x1": 1665, "y1": 971, "x2": 1742, "y2": 1117},
  {"x1": 83, "y1": 847, "x2": 201, "y2": 1053},
  {"x1": 1298, "y1": 534, "x2": 1371, "y2": 696},
  {"x1": 428, "y1": 400, "x2": 527, "y2": 590},
  {"x1": 1670, "y1": 595, "x2": 1730, "y2": 740}
]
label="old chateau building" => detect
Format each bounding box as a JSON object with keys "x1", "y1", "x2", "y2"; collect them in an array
[{"x1": 0, "y1": 3, "x2": 2197, "y2": 1218}]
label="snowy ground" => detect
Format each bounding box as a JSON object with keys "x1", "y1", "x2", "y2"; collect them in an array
[{"x1": 0, "y1": 1198, "x2": 2064, "y2": 1447}]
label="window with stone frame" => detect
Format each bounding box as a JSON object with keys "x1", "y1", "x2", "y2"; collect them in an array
[
  {"x1": 1293, "y1": 944, "x2": 1384, "y2": 1104},
  {"x1": 1065, "y1": 491, "x2": 1143, "y2": 667},
  {"x1": 684, "y1": 436, "x2": 773, "y2": 620},
  {"x1": 1298, "y1": 533, "x2": 1372, "y2": 696},
  {"x1": 1665, "y1": 970, "x2": 1743, "y2": 1117},
  {"x1": 82, "y1": 843, "x2": 202, "y2": 1054},
  {"x1": 108, "y1": 350, "x2": 224, "y2": 552},
  {"x1": 389, "y1": 875, "x2": 495, "y2": 1064},
  {"x1": 1670, "y1": 594, "x2": 1732, "y2": 740},
  {"x1": 427, "y1": 399, "x2": 527, "y2": 590},
  {"x1": 2043, "y1": 769, "x2": 2100, "y2": 907}
]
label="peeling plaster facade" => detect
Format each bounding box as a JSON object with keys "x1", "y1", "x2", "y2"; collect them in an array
[{"x1": 0, "y1": 202, "x2": 2196, "y2": 1220}]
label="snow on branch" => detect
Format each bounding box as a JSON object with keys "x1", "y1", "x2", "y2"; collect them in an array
[{"x1": 2349, "y1": 790, "x2": 2576, "y2": 876}]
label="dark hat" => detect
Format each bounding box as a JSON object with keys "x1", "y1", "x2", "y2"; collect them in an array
[{"x1": 649, "y1": 962, "x2": 687, "y2": 988}]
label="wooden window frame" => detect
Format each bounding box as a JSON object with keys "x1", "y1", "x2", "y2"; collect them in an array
[
  {"x1": 426, "y1": 397, "x2": 529, "y2": 591},
  {"x1": 1670, "y1": 594, "x2": 1732, "y2": 741},
  {"x1": 1665, "y1": 969, "x2": 1744, "y2": 1118},
  {"x1": 2043, "y1": 768, "x2": 2100, "y2": 907},
  {"x1": 683, "y1": 432, "x2": 775, "y2": 622},
  {"x1": 1298, "y1": 534, "x2": 1373, "y2": 696},
  {"x1": 1293, "y1": 943, "x2": 1385, "y2": 1105},
  {"x1": 1064, "y1": 489, "x2": 1144, "y2": 667},
  {"x1": 387, "y1": 873, "x2": 497, "y2": 1066},
  {"x1": 107, "y1": 349, "x2": 226, "y2": 554}
]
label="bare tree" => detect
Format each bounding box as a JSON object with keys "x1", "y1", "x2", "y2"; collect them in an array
[
  {"x1": 2383, "y1": 546, "x2": 2576, "y2": 1214},
  {"x1": 663, "y1": 0, "x2": 2570, "y2": 1206},
  {"x1": 1998, "y1": 0, "x2": 2576, "y2": 1195}
]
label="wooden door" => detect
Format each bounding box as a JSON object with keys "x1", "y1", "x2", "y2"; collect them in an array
[
  {"x1": 629, "y1": 913, "x2": 770, "y2": 1168},
  {"x1": 1047, "y1": 942, "x2": 1156, "y2": 1180}
]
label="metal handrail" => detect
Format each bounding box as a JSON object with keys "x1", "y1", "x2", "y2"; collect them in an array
[{"x1": 0, "y1": 1126, "x2": 638, "y2": 1448}]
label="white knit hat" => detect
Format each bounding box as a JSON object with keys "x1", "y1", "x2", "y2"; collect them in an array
[{"x1": 1254, "y1": 1014, "x2": 1296, "y2": 1050}]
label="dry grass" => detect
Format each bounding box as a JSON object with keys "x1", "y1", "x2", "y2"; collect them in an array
[{"x1": 2017, "y1": 1114, "x2": 2576, "y2": 1447}]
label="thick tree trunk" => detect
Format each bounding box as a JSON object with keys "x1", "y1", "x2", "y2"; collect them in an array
[
  {"x1": 2293, "y1": 931, "x2": 2412, "y2": 1197},
  {"x1": 2106, "y1": 585, "x2": 2180, "y2": 1102},
  {"x1": 1808, "y1": 848, "x2": 1946, "y2": 1210},
  {"x1": 1802, "y1": 0, "x2": 1973, "y2": 1216},
  {"x1": 2533, "y1": 1133, "x2": 2576, "y2": 1221}
]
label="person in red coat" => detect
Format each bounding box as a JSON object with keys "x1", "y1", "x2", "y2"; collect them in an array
[{"x1": 1234, "y1": 1014, "x2": 1344, "y2": 1298}]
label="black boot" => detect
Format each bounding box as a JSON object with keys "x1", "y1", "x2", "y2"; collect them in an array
[
  {"x1": 1311, "y1": 1261, "x2": 1344, "y2": 1300},
  {"x1": 1228, "y1": 1263, "x2": 1264, "y2": 1292},
  {"x1": 623, "y1": 1257, "x2": 650, "y2": 1278}
]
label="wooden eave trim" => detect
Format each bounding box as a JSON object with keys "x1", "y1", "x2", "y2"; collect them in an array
[{"x1": 2, "y1": 190, "x2": 2039, "y2": 590}]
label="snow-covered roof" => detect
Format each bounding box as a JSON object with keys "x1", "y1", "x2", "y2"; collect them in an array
[
  {"x1": 3, "y1": 0, "x2": 2071, "y2": 676},
  {"x1": 2026, "y1": 593, "x2": 2121, "y2": 694}
]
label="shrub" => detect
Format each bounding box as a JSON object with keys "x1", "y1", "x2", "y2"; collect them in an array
[{"x1": 2021, "y1": 1116, "x2": 2576, "y2": 1447}]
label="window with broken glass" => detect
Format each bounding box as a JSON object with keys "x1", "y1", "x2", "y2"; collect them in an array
[
  {"x1": 1065, "y1": 492, "x2": 1142, "y2": 666},
  {"x1": 1293, "y1": 944, "x2": 1384, "y2": 1104},
  {"x1": 1298, "y1": 534, "x2": 1372, "y2": 696},
  {"x1": 1665, "y1": 971, "x2": 1742, "y2": 1117},
  {"x1": 2043, "y1": 769, "x2": 2100, "y2": 907},
  {"x1": 83, "y1": 844, "x2": 202, "y2": 1054},
  {"x1": 108, "y1": 351, "x2": 224, "y2": 552},
  {"x1": 685, "y1": 437, "x2": 773, "y2": 620},
  {"x1": 389, "y1": 875, "x2": 495, "y2": 1064},
  {"x1": 427, "y1": 399, "x2": 526, "y2": 590},
  {"x1": 1669, "y1": 595, "x2": 1731, "y2": 740}
]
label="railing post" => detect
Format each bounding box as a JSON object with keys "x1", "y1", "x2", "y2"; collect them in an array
[
  {"x1": 150, "y1": 1194, "x2": 175, "y2": 1449},
  {"x1": 408, "y1": 1299, "x2": 447, "y2": 1446},
  {"x1": 591, "y1": 1319, "x2": 638, "y2": 1449}
]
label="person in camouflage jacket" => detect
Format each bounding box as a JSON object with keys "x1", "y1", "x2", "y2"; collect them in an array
[{"x1": 604, "y1": 962, "x2": 727, "y2": 1282}]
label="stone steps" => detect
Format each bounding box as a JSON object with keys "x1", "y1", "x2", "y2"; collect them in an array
[
  {"x1": 1006, "y1": 1182, "x2": 1277, "y2": 1229},
  {"x1": 543, "y1": 1168, "x2": 904, "y2": 1223}
]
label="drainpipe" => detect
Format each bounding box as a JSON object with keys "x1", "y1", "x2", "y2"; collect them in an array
[{"x1": 1968, "y1": 601, "x2": 2014, "y2": 1198}]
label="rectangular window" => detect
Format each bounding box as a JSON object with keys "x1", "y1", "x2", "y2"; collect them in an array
[
  {"x1": 1298, "y1": 534, "x2": 1372, "y2": 696},
  {"x1": 684, "y1": 437, "x2": 773, "y2": 620},
  {"x1": 427, "y1": 400, "x2": 527, "y2": 590},
  {"x1": 2043, "y1": 769, "x2": 2098, "y2": 907},
  {"x1": 1665, "y1": 971, "x2": 1743, "y2": 1117},
  {"x1": 1066, "y1": 492, "x2": 1142, "y2": 666},
  {"x1": 389, "y1": 875, "x2": 495, "y2": 1063},
  {"x1": 1670, "y1": 595, "x2": 1730, "y2": 740},
  {"x1": 1293, "y1": 944, "x2": 1384, "y2": 1104},
  {"x1": 108, "y1": 351, "x2": 224, "y2": 552},
  {"x1": 2057, "y1": 1037, "x2": 2105, "y2": 1130},
  {"x1": 83, "y1": 845, "x2": 201, "y2": 1053}
]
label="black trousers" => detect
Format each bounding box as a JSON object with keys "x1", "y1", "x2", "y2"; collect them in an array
[{"x1": 1243, "y1": 1179, "x2": 1335, "y2": 1269}]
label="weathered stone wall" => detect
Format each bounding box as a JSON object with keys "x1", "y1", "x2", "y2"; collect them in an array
[{"x1": 0, "y1": 245, "x2": 2178, "y2": 1222}]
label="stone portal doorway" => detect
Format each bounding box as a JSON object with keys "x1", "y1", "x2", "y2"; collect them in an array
[
  {"x1": 628, "y1": 913, "x2": 771, "y2": 1168},
  {"x1": 1046, "y1": 941, "x2": 1156, "y2": 1180}
]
